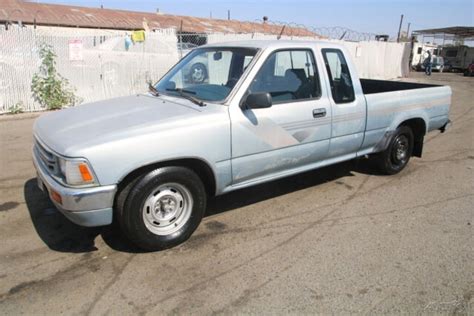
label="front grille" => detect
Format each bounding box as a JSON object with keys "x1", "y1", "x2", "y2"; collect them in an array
[{"x1": 34, "y1": 139, "x2": 61, "y2": 177}]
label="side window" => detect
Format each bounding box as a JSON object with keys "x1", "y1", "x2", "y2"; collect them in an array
[
  {"x1": 247, "y1": 49, "x2": 321, "y2": 103},
  {"x1": 322, "y1": 49, "x2": 355, "y2": 103},
  {"x1": 417, "y1": 47, "x2": 422, "y2": 54}
]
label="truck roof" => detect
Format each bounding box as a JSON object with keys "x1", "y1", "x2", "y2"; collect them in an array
[{"x1": 202, "y1": 39, "x2": 342, "y2": 50}]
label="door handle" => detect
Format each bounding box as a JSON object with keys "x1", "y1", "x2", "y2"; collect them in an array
[{"x1": 313, "y1": 108, "x2": 326, "y2": 118}]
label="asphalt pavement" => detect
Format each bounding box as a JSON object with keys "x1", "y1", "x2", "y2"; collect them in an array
[{"x1": 0, "y1": 72, "x2": 472, "y2": 315}]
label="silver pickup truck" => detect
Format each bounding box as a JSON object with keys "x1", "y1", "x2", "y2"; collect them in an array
[{"x1": 33, "y1": 40, "x2": 451, "y2": 250}]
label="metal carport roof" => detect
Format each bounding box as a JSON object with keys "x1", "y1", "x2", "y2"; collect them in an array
[{"x1": 413, "y1": 26, "x2": 474, "y2": 40}]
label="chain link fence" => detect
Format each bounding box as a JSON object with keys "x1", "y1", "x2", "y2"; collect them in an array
[
  {"x1": 1, "y1": 18, "x2": 406, "y2": 114},
  {"x1": 175, "y1": 21, "x2": 378, "y2": 53},
  {"x1": 174, "y1": 19, "x2": 379, "y2": 57},
  {"x1": 0, "y1": 26, "x2": 178, "y2": 113}
]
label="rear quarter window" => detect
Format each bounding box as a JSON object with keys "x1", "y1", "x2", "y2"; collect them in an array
[{"x1": 322, "y1": 48, "x2": 355, "y2": 103}]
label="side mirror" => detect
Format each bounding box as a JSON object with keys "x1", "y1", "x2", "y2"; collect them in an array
[
  {"x1": 241, "y1": 92, "x2": 272, "y2": 109},
  {"x1": 165, "y1": 81, "x2": 176, "y2": 90}
]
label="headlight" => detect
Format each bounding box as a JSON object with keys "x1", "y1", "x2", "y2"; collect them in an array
[{"x1": 58, "y1": 158, "x2": 97, "y2": 186}]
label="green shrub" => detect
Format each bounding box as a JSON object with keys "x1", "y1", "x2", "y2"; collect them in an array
[
  {"x1": 31, "y1": 43, "x2": 81, "y2": 110},
  {"x1": 8, "y1": 102, "x2": 24, "y2": 114}
]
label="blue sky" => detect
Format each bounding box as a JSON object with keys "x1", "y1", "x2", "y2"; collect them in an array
[{"x1": 41, "y1": 0, "x2": 474, "y2": 37}]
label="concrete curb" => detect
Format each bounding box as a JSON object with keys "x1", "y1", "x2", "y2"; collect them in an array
[{"x1": 0, "y1": 112, "x2": 43, "y2": 122}]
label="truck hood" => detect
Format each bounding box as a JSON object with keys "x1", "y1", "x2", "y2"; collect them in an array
[{"x1": 34, "y1": 94, "x2": 205, "y2": 156}]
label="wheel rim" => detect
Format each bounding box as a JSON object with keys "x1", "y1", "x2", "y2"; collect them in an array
[
  {"x1": 391, "y1": 134, "x2": 409, "y2": 166},
  {"x1": 142, "y1": 183, "x2": 193, "y2": 236},
  {"x1": 191, "y1": 66, "x2": 205, "y2": 83}
]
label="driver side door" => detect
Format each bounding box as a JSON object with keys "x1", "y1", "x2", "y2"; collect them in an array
[{"x1": 230, "y1": 48, "x2": 332, "y2": 185}]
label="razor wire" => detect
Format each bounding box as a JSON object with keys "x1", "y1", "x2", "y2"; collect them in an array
[
  {"x1": 1, "y1": 6, "x2": 380, "y2": 41},
  {"x1": 1, "y1": 11, "x2": 389, "y2": 114}
]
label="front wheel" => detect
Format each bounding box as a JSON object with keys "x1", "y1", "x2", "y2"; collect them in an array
[
  {"x1": 117, "y1": 166, "x2": 207, "y2": 251},
  {"x1": 374, "y1": 126, "x2": 414, "y2": 175}
]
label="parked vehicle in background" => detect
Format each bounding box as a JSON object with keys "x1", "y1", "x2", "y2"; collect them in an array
[
  {"x1": 464, "y1": 62, "x2": 474, "y2": 76},
  {"x1": 176, "y1": 42, "x2": 210, "y2": 84},
  {"x1": 443, "y1": 60, "x2": 453, "y2": 72},
  {"x1": 421, "y1": 56, "x2": 445, "y2": 72},
  {"x1": 177, "y1": 42, "x2": 198, "y2": 56},
  {"x1": 441, "y1": 45, "x2": 474, "y2": 71},
  {"x1": 411, "y1": 43, "x2": 438, "y2": 70},
  {"x1": 33, "y1": 40, "x2": 452, "y2": 251},
  {"x1": 0, "y1": 37, "x2": 39, "y2": 107},
  {"x1": 68, "y1": 36, "x2": 177, "y2": 98}
]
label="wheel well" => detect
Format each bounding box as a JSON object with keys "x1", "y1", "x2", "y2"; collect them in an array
[
  {"x1": 399, "y1": 118, "x2": 426, "y2": 157},
  {"x1": 117, "y1": 158, "x2": 216, "y2": 197}
]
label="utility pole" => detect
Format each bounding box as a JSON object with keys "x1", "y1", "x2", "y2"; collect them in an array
[
  {"x1": 227, "y1": 10, "x2": 230, "y2": 20},
  {"x1": 397, "y1": 14, "x2": 404, "y2": 43},
  {"x1": 406, "y1": 22, "x2": 411, "y2": 38}
]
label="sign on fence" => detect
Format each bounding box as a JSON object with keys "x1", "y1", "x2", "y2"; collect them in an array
[
  {"x1": 0, "y1": 27, "x2": 179, "y2": 113},
  {"x1": 68, "y1": 39, "x2": 84, "y2": 61},
  {"x1": 132, "y1": 30, "x2": 146, "y2": 43}
]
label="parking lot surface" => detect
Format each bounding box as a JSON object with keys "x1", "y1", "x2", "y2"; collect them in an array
[{"x1": 0, "y1": 72, "x2": 472, "y2": 315}]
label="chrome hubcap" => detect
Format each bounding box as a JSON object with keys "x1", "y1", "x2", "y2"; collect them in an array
[{"x1": 142, "y1": 183, "x2": 193, "y2": 236}]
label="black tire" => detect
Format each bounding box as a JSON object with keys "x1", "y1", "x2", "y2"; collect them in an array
[
  {"x1": 189, "y1": 63, "x2": 208, "y2": 84},
  {"x1": 375, "y1": 126, "x2": 414, "y2": 175},
  {"x1": 117, "y1": 166, "x2": 206, "y2": 251}
]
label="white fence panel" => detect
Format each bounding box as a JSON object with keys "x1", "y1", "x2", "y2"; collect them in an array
[
  {"x1": 208, "y1": 33, "x2": 410, "y2": 80},
  {"x1": 330, "y1": 40, "x2": 410, "y2": 79},
  {"x1": 0, "y1": 26, "x2": 411, "y2": 114},
  {"x1": 0, "y1": 26, "x2": 178, "y2": 113}
]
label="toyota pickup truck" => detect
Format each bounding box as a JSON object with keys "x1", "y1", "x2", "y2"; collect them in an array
[{"x1": 33, "y1": 40, "x2": 452, "y2": 250}]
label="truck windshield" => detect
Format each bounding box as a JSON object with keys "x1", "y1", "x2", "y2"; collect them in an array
[{"x1": 155, "y1": 47, "x2": 258, "y2": 102}]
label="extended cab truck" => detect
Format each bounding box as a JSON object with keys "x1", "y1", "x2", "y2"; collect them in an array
[{"x1": 33, "y1": 41, "x2": 452, "y2": 250}]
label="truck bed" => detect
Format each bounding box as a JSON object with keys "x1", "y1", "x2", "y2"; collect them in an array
[
  {"x1": 360, "y1": 79, "x2": 439, "y2": 94},
  {"x1": 360, "y1": 78, "x2": 451, "y2": 156}
]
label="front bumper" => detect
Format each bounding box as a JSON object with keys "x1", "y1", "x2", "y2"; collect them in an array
[{"x1": 33, "y1": 148, "x2": 116, "y2": 227}]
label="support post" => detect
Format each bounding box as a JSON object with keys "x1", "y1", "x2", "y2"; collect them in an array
[
  {"x1": 179, "y1": 20, "x2": 183, "y2": 59},
  {"x1": 277, "y1": 25, "x2": 286, "y2": 40},
  {"x1": 397, "y1": 14, "x2": 404, "y2": 43}
]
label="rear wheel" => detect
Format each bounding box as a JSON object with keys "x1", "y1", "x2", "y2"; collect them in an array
[
  {"x1": 374, "y1": 126, "x2": 414, "y2": 175},
  {"x1": 117, "y1": 166, "x2": 206, "y2": 251}
]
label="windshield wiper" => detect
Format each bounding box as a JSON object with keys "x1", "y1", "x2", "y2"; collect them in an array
[
  {"x1": 166, "y1": 88, "x2": 206, "y2": 107},
  {"x1": 148, "y1": 83, "x2": 160, "y2": 96}
]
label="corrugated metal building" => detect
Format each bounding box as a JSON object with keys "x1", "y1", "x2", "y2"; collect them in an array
[{"x1": 0, "y1": 0, "x2": 315, "y2": 36}]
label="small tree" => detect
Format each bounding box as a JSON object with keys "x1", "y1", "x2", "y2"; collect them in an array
[{"x1": 31, "y1": 43, "x2": 81, "y2": 110}]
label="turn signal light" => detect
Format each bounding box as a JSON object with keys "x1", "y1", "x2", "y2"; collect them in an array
[
  {"x1": 78, "y1": 163, "x2": 93, "y2": 182},
  {"x1": 58, "y1": 158, "x2": 97, "y2": 186},
  {"x1": 50, "y1": 189, "x2": 62, "y2": 205}
]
